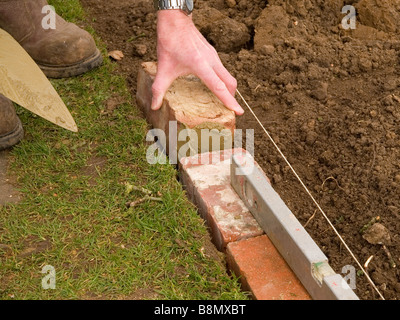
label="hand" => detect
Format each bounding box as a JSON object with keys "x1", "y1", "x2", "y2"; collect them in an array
[{"x1": 151, "y1": 10, "x2": 244, "y2": 116}]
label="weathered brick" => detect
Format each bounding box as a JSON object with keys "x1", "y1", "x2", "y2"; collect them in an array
[
  {"x1": 179, "y1": 148, "x2": 264, "y2": 251},
  {"x1": 226, "y1": 235, "x2": 312, "y2": 300},
  {"x1": 136, "y1": 62, "x2": 236, "y2": 160}
]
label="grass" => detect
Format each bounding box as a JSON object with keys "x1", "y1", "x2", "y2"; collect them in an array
[{"x1": 0, "y1": 0, "x2": 249, "y2": 300}]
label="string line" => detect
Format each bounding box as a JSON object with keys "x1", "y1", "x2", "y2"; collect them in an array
[{"x1": 236, "y1": 89, "x2": 385, "y2": 300}]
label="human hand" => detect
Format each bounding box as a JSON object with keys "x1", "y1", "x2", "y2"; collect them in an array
[{"x1": 151, "y1": 10, "x2": 244, "y2": 116}]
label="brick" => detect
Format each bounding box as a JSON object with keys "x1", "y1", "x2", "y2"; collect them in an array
[
  {"x1": 179, "y1": 148, "x2": 264, "y2": 251},
  {"x1": 226, "y1": 235, "x2": 312, "y2": 300},
  {"x1": 136, "y1": 62, "x2": 236, "y2": 159}
]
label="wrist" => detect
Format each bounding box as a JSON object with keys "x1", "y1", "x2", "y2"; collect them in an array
[
  {"x1": 157, "y1": 9, "x2": 194, "y2": 43},
  {"x1": 157, "y1": 9, "x2": 192, "y2": 25}
]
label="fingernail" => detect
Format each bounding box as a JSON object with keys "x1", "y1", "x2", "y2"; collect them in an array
[{"x1": 235, "y1": 106, "x2": 244, "y2": 115}]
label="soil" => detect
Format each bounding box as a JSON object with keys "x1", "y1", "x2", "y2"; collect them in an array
[
  {"x1": 0, "y1": 151, "x2": 21, "y2": 206},
  {"x1": 80, "y1": 0, "x2": 400, "y2": 300}
]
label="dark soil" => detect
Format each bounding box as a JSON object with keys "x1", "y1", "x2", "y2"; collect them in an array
[
  {"x1": 80, "y1": 0, "x2": 400, "y2": 300},
  {"x1": 0, "y1": 151, "x2": 21, "y2": 206}
]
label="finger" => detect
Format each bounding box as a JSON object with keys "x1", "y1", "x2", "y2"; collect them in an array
[
  {"x1": 194, "y1": 28, "x2": 237, "y2": 96},
  {"x1": 213, "y1": 62, "x2": 237, "y2": 96},
  {"x1": 151, "y1": 66, "x2": 177, "y2": 111},
  {"x1": 196, "y1": 65, "x2": 244, "y2": 116},
  {"x1": 194, "y1": 28, "x2": 219, "y2": 58}
]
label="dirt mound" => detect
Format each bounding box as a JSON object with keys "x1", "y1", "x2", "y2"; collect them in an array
[
  {"x1": 194, "y1": 8, "x2": 250, "y2": 52},
  {"x1": 356, "y1": 0, "x2": 400, "y2": 33},
  {"x1": 81, "y1": 0, "x2": 400, "y2": 300}
]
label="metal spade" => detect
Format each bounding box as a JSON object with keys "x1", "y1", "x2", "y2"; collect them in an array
[{"x1": 0, "y1": 28, "x2": 78, "y2": 132}]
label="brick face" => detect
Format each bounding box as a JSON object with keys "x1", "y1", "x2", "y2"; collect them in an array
[
  {"x1": 226, "y1": 235, "x2": 311, "y2": 300},
  {"x1": 136, "y1": 62, "x2": 236, "y2": 159},
  {"x1": 179, "y1": 149, "x2": 264, "y2": 251}
]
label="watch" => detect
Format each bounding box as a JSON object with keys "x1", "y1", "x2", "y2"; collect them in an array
[{"x1": 154, "y1": 0, "x2": 194, "y2": 15}]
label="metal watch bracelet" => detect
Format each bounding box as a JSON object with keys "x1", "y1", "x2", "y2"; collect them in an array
[{"x1": 154, "y1": 0, "x2": 193, "y2": 15}]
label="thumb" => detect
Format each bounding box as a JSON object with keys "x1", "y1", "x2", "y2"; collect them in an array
[{"x1": 151, "y1": 68, "x2": 176, "y2": 111}]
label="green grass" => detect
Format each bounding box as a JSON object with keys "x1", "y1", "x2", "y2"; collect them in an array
[{"x1": 0, "y1": 0, "x2": 248, "y2": 300}]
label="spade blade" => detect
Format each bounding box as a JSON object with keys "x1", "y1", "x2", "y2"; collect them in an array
[{"x1": 0, "y1": 28, "x2": 78, "y2": 132}]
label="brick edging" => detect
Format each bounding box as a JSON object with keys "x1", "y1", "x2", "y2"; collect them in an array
[
  {"x1": 136, "y1": 62, "x2": 358, "y2": 300},
  {"x1": 178, "y1": 148, "x2": 312, "y2": 300}
]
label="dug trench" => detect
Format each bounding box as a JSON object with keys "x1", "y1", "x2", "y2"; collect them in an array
[{"x1": 80, "y1": 0, "x2": 400, "y2": 300}]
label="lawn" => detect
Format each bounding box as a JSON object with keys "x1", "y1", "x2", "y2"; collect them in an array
[{"x1": 0, "y1": 0, "x2": 248, "y2": 300}]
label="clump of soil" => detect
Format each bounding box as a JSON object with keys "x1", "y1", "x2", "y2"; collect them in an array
[
  {"x1": 363, "y1": 223, "x2": 392, "y2": 246},
  {"x1": 81, "y1": 0, "x2": 400, "y2": 299}
]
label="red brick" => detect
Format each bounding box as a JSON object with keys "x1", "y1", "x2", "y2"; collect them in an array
[
  {"x1": 136, "y1": 62, "x2": 236, "y2": 158},
  {"x1": 226, "y1": 235, "x2": 312, "y2": 300},
  {"x1": 179, "y1": 148, "x2": 264, "y2": 251}
]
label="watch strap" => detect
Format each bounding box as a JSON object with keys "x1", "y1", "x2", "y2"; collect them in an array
[{"x1": 154, "y1": 0, "x2": 185, "y2": 10}]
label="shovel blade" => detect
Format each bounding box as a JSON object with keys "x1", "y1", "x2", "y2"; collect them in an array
[{"x1": 0, "y1": 28, "x2": 78, "y2": 132}]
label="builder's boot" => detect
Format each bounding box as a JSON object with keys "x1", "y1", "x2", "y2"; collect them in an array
[
  {"x1": 0, "y1": 0, "x2": 102, "y2": 78},
  {"x1": 0, "y1": 94, "x2": 24, "y2": 150}
]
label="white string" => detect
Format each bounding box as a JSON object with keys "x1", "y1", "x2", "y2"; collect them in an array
[{"x1": 236, "y1": 89, "x2": 385, "y2": 300}]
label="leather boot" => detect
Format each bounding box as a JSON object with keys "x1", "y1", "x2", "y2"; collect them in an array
[
  {"x1": 0, "y1": 0, "x2": 102, "y2": 78},
  {"x1": 0, "y1": 94, "x2": 24, "y2": 150}
]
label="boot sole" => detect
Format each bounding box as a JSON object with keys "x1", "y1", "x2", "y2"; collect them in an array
[
  {"x1": 37, "y1": 49, "x2": 103, "y2": 79},
  {"x1": 0, "y1": 117, "x2": 24, "y2": 151}
]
